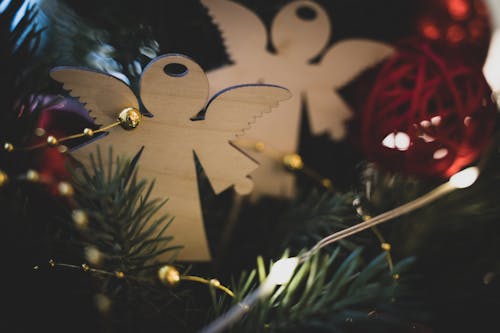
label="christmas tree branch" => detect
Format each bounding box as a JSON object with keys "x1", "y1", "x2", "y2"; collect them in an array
[{"x1": 205, "y1": 248, "x2": 420, "y2": 333}]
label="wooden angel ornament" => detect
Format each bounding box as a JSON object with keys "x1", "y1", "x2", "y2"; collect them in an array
[
  {"x1": 50, "y1": 54, "x2": 291, "y2": 261},
  {"x1": 202, "y1": 0, "x2": 394, "y2": 197}
]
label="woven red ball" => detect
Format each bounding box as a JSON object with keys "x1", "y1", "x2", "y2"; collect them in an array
[{"x1": 360, "y1": 42, "x2": 496, "y2": 178}]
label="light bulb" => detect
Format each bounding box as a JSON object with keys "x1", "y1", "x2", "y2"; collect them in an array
[
  {"x1": 449, "y1": 167, "x2": 479, "y2": 189},
  {"x1": 266, "y1": 257, "x2": 299, "y2": 286}
]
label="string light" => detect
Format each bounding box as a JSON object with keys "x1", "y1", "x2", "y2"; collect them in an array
[
  {"x1": 200, "y1": 166, "x2": 481, "y2": 333},
  {"x1": 263, "y1": 257, "x2": 299, "y2": 288},
  {"x1": 200, "y1": 257, "x2": 298, "y2": 333},
  {"x1": 299, "y1": 166, "x2": 480, "y2": 261},
  {"x1": 449, "y1": 166, "x2": 479, "y2": 188}
]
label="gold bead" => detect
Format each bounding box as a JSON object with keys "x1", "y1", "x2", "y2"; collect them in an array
[
  {"x1": 83, "y1": 128, "x2": 94, "y2": 137},
  {"x1": 115, "y1": 271, "x2": 125, "y2": 279},
  {"x1": 95, "y1": 294, "x2": 112, "y2": 313},
  {"x1": 393, "y1": 273, "x2": 400, "y2": 280},
  {"x1": 282, "y1": 153, "x2": 303, "y2": 171},
  {"x1": 3, "y1": 142, "x2": 14, "y2": 152},
  {"x1": 81, "y1": 263, "x2": 90, "y2": 272},
  {"x1": 0, "y1": 170, "x2": 8, "y2": 186},
  {"x1": 58, "y1": 145, "x2": 68, "y2": 154},
  {"x1": 84, "y1": 246, "x2": 103, "y2": 266},
  {"x1": 254, "y1": 141, "x2": 265, "y2": 152},
  {"x1": 72, "y1": 209, "x2": 88, "y2": 229},
  {"x1": 58, "y1": 182, "x2": 74, "y2": 197},
  {"x1": 321, "y1": 178, "x2": 332, "y2": 189},
  {"x1": 209, "y1": 279, "x2": 221, "y2": 288},
  {"x1": 118, "y1": 107, "x2": 142, "y2": 130},
  {"x1": 381, "y1": 243, "x2": 392, "y2": 251},
  {"x1": 483, "y1": 272, "x2": 495, "y2": 285},
  {"x1": 26, "y1": 169, "x2": 39, "y2": 182},
  {"x1": 48, "y1": 259, "x2": 56, "y2": 268},
  {"x1": 46, "y1": 135, "x2": 58, "y2": 147},
  {"x1": 34, "y1": 128, "x2": 46, "y2": 137},
  {"x1": 158, "y1": 265, "x2": 181, "y2": 286}
]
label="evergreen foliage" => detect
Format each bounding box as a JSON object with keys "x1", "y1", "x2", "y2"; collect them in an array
[
  {"x1": 212, "y1": 249, "x2": 421, "y2": 333},
  {"x1": 0, "y1": 0, "x2": 43, "y2": 145},
  {"x1": 1, "y1": 1, "x2": 499, "y2": 332}
]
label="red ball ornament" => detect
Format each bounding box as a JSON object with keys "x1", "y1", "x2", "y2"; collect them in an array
[
  {"x1": 416, "y1": 0, "x2": 491, "y2": 65},
  {"x1": 360, "y1": 41, "x2": 496, "y2": 178}
]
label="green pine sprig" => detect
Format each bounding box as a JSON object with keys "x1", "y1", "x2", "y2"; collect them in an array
[
  {"x1": 69, "y1": 146, "x2": 181, "y2": 279},
  {"x1": 212, "y1": 248, "x2": 422, "y2": 333}
]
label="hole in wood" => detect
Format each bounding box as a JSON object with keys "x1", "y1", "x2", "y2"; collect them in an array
[
  {"x1": 164, "y1": 63, "x2": 189, "y2": 77},
  {"x1": 296, "y1": 5, "x2": 317, "y2": 21}
]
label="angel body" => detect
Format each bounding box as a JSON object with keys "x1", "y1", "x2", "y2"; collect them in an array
[
  {"x1": 203, "y1": 0, "x2": 394, "y2": 197},
  {"x1": 51, "y1": 54, "x2": 290, "y2": 261}
]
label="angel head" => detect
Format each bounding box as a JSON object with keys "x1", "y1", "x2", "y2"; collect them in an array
[
  {"x1": 271, "y1": 0, "x2": 331, "y2": 61},
  {"x1": 50, "y1": 54, "x2": 217, "y2": 127},
  {"x1": 140, "y1": 54, "x2": 211, "y2": 123}
]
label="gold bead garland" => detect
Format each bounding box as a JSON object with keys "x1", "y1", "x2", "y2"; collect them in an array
[
  {"x1": 1, "y1": 107, "x2": 140, "y2": 153},
  {"x1": 41, "y1": 260, "x2": 234, "y2": 299},
  {"x1": 157, "y1": 265, "x2": 234, "y2": 298},
  {"x1": 235, "y1": 140, "x2": 335, "y2": 191}
]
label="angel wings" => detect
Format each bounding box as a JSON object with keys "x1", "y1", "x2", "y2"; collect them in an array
[
  {"x1": 203, "y1": 0, "x2": 394, "y2": 197},
  {"x1": 51, "y1": 53, "x2": 291, "y2": 261}
]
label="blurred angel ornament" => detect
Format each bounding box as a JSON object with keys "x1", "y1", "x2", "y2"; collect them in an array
[{"x1": 203, "y1": 0, "x2": 394, "y2": 197}]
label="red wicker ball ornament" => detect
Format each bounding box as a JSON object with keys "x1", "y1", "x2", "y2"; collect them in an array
[
  {"x1": 418, "y1": 0, "x2": 491, "y2": 60},
  {"x1": 360, "y1": 42, "x2": 496, "y2": 178}
]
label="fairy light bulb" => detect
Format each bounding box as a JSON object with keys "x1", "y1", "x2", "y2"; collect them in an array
[
  {"x1": 449, "y1": 167, "x2": 479, "y2": 189},
  {"x1": 260, "y1": 257, "x2": 300, "y2": 296},
  {"x1": 200, "y1": 256, "x2": 300, "y2": 333},
  {"x1": 265, "y1": 257, "x2": 299, "y2": 288}
]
